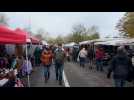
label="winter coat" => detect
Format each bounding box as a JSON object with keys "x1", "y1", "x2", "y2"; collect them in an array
[
  {"x1": 108, "y1": 53, "x2": 133, "y2": 80},
  {"x1": 95, "y1": 49, "x2": 105, "y2": 60},
  {"x1": 41, "y1": 51, "x2": 53, "y2": 66},
  {"x1": 79, "y1": 49, "x2": 87, "y2": 58}
]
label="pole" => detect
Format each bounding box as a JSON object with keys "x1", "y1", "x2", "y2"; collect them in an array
[{"x1": 26, "y1": 44, "x2": 30, "y2": 87}]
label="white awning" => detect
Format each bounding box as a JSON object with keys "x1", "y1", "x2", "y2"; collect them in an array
[
  {"x1": 79, "y1": 41, "x2": 89, "y2": 45},
  {"x1": 42, "y1": 41, "x2": 48, "y2": 45},
  {"x1": 94, "y1": 38, "x2": 130, "y2": 46},
  {"x1": 79, "y1": 38, "x2": 113, "y2": 45},
  {"x1": 64, "y1": 42, "x2": 76, "y2": 47}
]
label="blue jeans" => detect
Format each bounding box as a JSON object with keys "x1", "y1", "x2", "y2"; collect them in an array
[
  {"x1": 114, "y1": 79, "x2": 126, "y2": 87},
  {"x1": 44, "y1": 65, "x2": 50, "y2": 79},
  {"x1": 96, "y1": 59, "x2": 103, "y2": 71},
  {"x1": 79, "y1": 57, "x2": 86, "y2": 67},
  {"x1": 55, "y1": 63, "x2": 64, "y2": 82}
]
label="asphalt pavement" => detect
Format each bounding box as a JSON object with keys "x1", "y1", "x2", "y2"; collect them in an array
[
  {"x1": 23, "y1": 62, "x2": 134, "y2": 87},
  {"x1": 24, "y1": 65, "x2": 64, "y2": 87}
]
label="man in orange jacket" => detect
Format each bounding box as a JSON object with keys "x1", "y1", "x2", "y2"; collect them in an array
[{"x1": 41, "y1": 47, "x2": 53, "y2": 83}]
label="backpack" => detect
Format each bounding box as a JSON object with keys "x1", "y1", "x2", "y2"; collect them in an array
[{"x1": 55, "y1": 48, "x2": 65, "y2": 64}]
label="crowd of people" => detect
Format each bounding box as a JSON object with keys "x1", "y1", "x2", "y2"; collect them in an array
[
  {"x1": 64, "y1": 44, "x2": 134, "y2": 87},
  {"x1": 0, "y1": 45, "x2": 32, "y2": 87},
  {"x1": 1, "y1": 42, "x2": 134, "y2": 87},
  {"x1": 0, "y1": 44, "x2": 45, "y2": 87},
  {"x1": 40, "y1": 44, "x2": 66, "y2": 85}
]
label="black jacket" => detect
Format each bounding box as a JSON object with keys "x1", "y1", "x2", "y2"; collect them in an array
[{"x1": 108, "y1": 53, "x2": 133, "y2": 80}]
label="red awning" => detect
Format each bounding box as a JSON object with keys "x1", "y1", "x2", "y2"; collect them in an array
[
  {"x1": 0, "y1": 25, "x2": 27, "y2": 44},
  {"x1": 15, "y1": 28, "x2": 30, "y2": 42},
  {"x1": 15, "y1": 28, "x2": 41, "y2": 44},
  {"x1": 30, "y1": 36, "x2": 40, "y2": 44}
]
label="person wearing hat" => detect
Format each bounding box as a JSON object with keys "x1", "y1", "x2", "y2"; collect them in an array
[
  {"x1": 33, "y1": 47, "x2": 42, "y2": 66},
  {"x1": 107, "y1": 46, "x2": 133, "y2": 87},
  {"x1": 41, "y1": 46, "x2": 53, "y2": 83}
]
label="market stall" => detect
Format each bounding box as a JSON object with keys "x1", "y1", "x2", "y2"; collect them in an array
[
  {"x1": 64, "y1": 42, "x2": 77, "y2": 48},
  {"x1": 94, "y1": 38, "x2": 134, "y2": 66},
  {"x1": 42, "y1": 40, "x2": 48, "y2": 46},
  {"x1": 0, "y1": 25, "x2": 29, "y2": 87}
]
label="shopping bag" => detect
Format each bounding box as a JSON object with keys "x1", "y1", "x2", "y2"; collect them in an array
[{"x1": 77, "y1": 56, "x2": 79, "y2": 62}]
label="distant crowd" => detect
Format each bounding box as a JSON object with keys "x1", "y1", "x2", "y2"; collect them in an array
[{"x1": 1, "y1": 43, "x2": 134, "y2": 87}]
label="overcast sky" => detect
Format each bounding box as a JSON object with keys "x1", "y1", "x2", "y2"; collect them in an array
[{"x1": 3, "y1": 12, "x2": 125, "y2": 38}]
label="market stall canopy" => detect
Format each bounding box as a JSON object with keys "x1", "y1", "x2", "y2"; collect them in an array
[
  {"x1": 64, "y1": 42, "x2": 77, "y2": 47},
  {"x1": 15, "y1": 28, "x2": 30, "y2": 43},
  {"x1": 0, "y1": 25, "x2": 27, "y2": 44},
  {"x1": 89, "y1": 38, "x2": 112, "y2": 43},
  {"x1": 125, "y1": 38, "x2": 134, "y2": 45},
  {"x1": 79, "y1": 38, "x2": 109, "y2": 45},
  {"x1": 79, "y1": 40, "x2": 89, "y2": 45},
  {"x1": 42, "y1": 40, "x2": 48, "y2": 45},
  {"x1": 94, "y1": 38, "x2": 130, "y2": 46},
  {"x1": 30, "y1": 36, "x2": 41, "y2": 44},
  {"x1": 94, "y1": 41, "x2": 110, "y2": 45}
]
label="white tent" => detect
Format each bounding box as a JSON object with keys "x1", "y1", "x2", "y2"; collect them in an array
[
  {"x1": 79, "y1": 38, "x2": 114, "y2": 45},
  {"x1": 94, "y1": 38, "x2": 130, "y2": 46},
  {"x1": 42, "y1": 40, "x2": 48, "y2": 45},
  {"x1": 125, "y1": 38, "x2": 134, "y2": 45},
  {"x1": 79, "y1": 40, "x2": 90, "y2": 45},
  {"x1": 64, "y1": 42, "x2": 76, "y2": 47},
  {"x1": 94, "y1": 41, "x2": 110, "y2": 45}
]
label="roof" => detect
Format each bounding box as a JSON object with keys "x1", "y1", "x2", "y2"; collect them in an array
[
  {"x1": 94, "y1": 38, "x2": 131, "y2": 46},
  {"x1": 0, "y1": 25, "x2": 27, "y2": 44},
  {"x1": 64, "y1": 42, "x2": 77, "y2": 47}
]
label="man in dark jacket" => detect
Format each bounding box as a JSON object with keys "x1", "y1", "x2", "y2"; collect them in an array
[
  {"x1": 107, "y1": 46, "x2": 133, "y2": 87},
  {"x1": 54, "y1": 43, "x2": 66, "y2": 85}
]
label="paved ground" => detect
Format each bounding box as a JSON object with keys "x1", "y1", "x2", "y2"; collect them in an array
[
  {"x1": 64, "y1": 62, "x2": 113, "y2": 87},
  {"x1": 27, "y1": 65, "x2": 64, "y2": 87},
  {"x1": 23, "y1": 62, "x2": 134, "y2": 87}
]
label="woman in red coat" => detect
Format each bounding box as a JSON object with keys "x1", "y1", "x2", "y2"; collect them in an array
[
  {"x1": 41, "y1": 47, "x2": 53, "y2": 83},
  {"x1": 95, "y1": 47, "x2": 105, "y2": 71}
]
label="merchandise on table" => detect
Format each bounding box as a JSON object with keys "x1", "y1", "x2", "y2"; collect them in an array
[
  {"x1": 0, "y1": 78, "x2": 9, "y2": 87},
  {"x1": 0, "y1": 67, "x2": 25, "y2": 87}
]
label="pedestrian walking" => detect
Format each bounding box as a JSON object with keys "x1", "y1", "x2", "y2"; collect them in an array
[
  {"x1": 41, "y1": 46, "x2": 53, "y2": 83},
  {"x1": 34, "y1": 47, "x2": 41, "y2": 66},
  {"x1": 78, "y1": 48, "x2": 87, "y2": 68},
  {"x1": 107, "y1": 46, "x2": 134, "y2": 87},
  {"x1": 72, "y1": 47, "x2": 79, "y2": 63},
  {"x1": 95, "y1": 47, "x2": 105, "y2": 71},
  {"x1": 66, "y1": 48, "x2": 70, "y2": 62},
  {"x1": 54, "y1": 43, "x2": 65, "y2": 85},
  {"x1": 87, "y1": 46, "x2": 94, "y2": 69}
]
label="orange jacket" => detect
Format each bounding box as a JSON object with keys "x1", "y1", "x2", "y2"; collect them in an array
[{"x1": 41, "y1": 51, "x2": 53, "y2": 65}]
